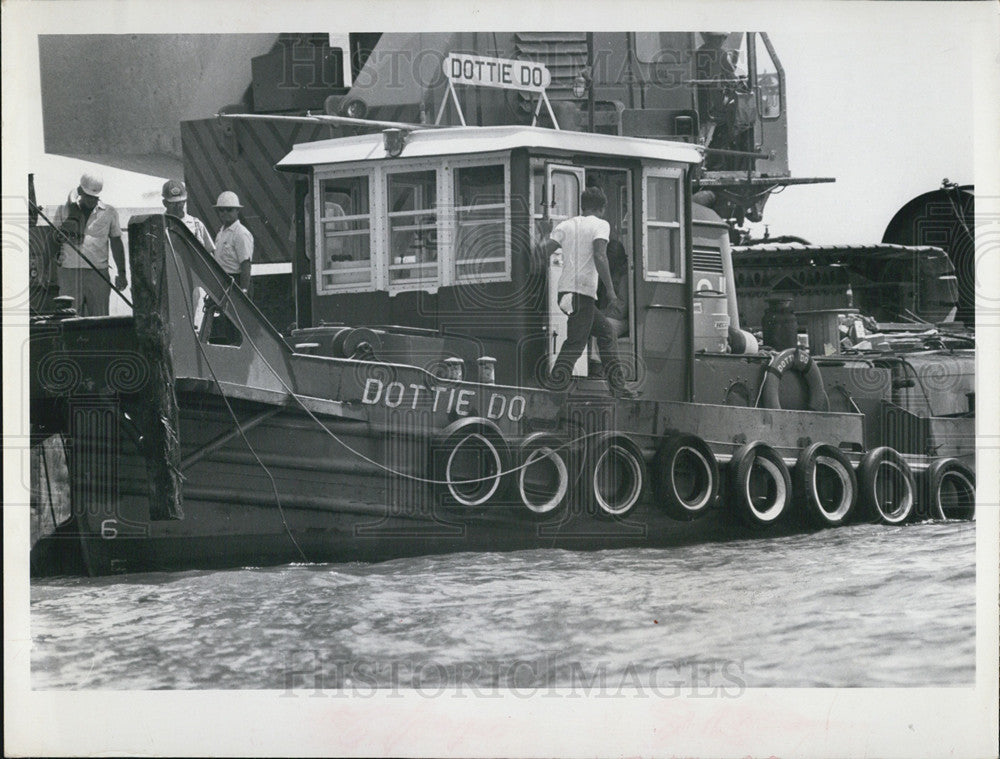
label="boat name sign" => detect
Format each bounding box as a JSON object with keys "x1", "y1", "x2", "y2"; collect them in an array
[
  {"x1": 444, "y1": 53, "x2": 551, "y2": 93},
  {"x1": 361, "y1": 378, "x2": 526, "y2": 421}
]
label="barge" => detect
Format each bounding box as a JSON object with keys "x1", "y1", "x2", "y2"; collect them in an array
[{"x1": 29, "y1": 105, "x2": 975, "y2": 576}]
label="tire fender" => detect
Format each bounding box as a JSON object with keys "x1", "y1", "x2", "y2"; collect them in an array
[
  {"x1": 515, "y1": 432, "x2": 570, "y2": 517},
  {"x1": 652, "y1": 433, "x2": 719, "y2": 521},
  {"x1": 924, "y1": 458, "x2": 975, "y2": 521},
  {"x1": 728, "y1": 441, "x2": 793, "y2": 527},
  {"x1": 433, "y1": 417, "x2": 510, "y2": 507},
  {"x1": 858, "y1": 446, "x2": 915, "y2": 524},
  {"x1": 588, "y1": 433, "x2": 646, "y2": 517},
  {"x1": 793, "y1": 442, "x2": 857, "y2": 528}
]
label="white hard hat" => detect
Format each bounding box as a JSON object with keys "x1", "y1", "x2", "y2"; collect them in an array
[
  {"x1": 79, "y1": 173, "x2": 103, "y2": 196},
  {"x1": 214, "y1": 191, "x2": 242, "y2": 209}
]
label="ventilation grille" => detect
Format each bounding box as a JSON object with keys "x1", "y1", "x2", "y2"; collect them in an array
[
  {"x1": 692, "y1": 247, "x2": 725, "y2": 274},
  {"x1": 514, "y1": 32, "x2": 587, "y2": 102}
]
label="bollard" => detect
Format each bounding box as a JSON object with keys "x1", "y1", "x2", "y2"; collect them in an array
[
  {"x1": 445, "y1": 357, "x2": 464, "y2": 381},
  {"x1": 477, "y1": 356, "x2": 497, "y2": 384}
]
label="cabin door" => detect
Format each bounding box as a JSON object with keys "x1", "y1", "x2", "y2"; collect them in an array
[{"x1": 543, "y1": 163, "x2": 589, "y2": 375}]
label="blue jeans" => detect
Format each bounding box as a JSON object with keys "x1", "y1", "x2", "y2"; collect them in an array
[{"x1": 550, "y1": 292, "x2": 625, "y2": 391}]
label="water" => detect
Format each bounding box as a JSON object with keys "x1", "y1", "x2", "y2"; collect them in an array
[{"x1": 30, "y1": 521, "x2": 975, "y2": 690}]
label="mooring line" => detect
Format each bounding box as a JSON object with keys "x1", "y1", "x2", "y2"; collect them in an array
[
  {"x1": 165, "y1": 230, "x2": 309, "y2": 562},
  {"x1": 166, "y1": 230, "x2": 630, "y2": 492}
]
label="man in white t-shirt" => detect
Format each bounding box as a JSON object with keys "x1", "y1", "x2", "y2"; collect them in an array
[{"x1": 537, "y1": 187, "x2": 632, "y2": 397}]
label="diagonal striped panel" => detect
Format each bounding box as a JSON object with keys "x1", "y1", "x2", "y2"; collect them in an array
[{"x1": 181, "y1": 118, "x2": 330, "y2": 264}]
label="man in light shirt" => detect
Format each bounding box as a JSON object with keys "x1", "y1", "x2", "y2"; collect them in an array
[
  {"x1": 537, "y1": 186, "x2": 633, "y2": 397},
  {"x1": 52, "y1": 173, "x2": 127, "y2": 316},
  {"x1": 162, "y1": 179, "x2": 214, "y2": 254},
  {"x1": 213, "y1": 190, "x2": 253, "y2": 295}
]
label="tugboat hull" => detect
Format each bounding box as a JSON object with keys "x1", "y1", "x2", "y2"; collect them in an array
[{"x1": 32, "y1": 384, "x2": 833, "y2": 576}]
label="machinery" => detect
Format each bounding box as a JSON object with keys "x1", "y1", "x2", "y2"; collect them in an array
[
  {"x1": 883, "y1": 180, "x2": 974, "y2": 327},
  {"x1": 178, "y1": 32, "x2": 834, "y2": 330}
]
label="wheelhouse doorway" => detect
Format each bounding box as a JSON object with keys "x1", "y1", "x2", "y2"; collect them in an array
[{"x1": 532, "y1": 161, "x2": 636, "y2": 382}]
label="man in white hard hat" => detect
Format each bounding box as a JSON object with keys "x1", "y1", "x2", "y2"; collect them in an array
[
  {"x1": 213, "y1": 190, "x2": 253, "y2": 294},
  {"x1": 52, "y1": 173, "x2": 127, "y2": 316},
  {"x1": 162, "y1": 179, "x2": 214, "y2": 254}
]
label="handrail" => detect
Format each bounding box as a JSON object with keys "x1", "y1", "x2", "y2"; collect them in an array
[{"x1": 218, "y1": 112, "x2": 448, "y2": 131}]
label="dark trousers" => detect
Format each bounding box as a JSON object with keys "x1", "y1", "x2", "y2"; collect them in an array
[
  {"x1": 550, "y1": 292, "x2": 625, "y2": 391},
  {"x1": 203, "y1": 273, "x2": 243, "y2": 344},
  {"x1": 58, "y1": 267, "x2": 110, "y2": 316}
]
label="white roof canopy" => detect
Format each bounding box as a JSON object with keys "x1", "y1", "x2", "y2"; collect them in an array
[{"x1": 277, "y1": 125, "x2": 703, "y2": 170}]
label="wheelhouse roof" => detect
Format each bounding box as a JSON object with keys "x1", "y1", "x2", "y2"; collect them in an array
[{"x1": 277, "y1": 125, "x2": 704, "y2": 170}]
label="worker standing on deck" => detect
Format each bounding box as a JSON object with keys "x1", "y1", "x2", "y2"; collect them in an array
[
  {"x1": 162, "y1": 180, "x2": 214, "y2": 254},
  {"x1": 213, "y1": 191, "x2": 253, "y2": 295},
  {"x1": 53, "y1": 173, "x2": 127, "y2": 316},
  {"x1": 537, "y1": 187, "x2": 633, "y2": 398}
]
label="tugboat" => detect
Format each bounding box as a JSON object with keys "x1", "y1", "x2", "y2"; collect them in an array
[{"x1": 29, "y1": 56, "x2": 975, "y2": 576}]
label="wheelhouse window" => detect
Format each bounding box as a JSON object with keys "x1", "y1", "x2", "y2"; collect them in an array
[
  {"x1": 311, "y1": 154, "x2": 510, "y2": 295},
  {"x1": 387, "y1": 169, "x2": 438, "y2": 287},
  {"x1": 317, "y1": 174, "x2": 373, "y2": 292},
  {"x1": 453, "y1": 163, "x2": 508, "y2": 282},
  {"x1": 642, "y1": 167, "x2": 684, "y2": 282}
]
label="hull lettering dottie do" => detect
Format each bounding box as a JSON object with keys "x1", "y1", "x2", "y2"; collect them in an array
[{"x1": 361, "y1": 377, "x2": 527, "y2": 421}]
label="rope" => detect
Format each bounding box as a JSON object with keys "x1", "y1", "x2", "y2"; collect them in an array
[
  {"x1": 166, "y1": 227, "x2": 614, "y2": 485},
  {"x1": 164, "y1": 229, "x2": 308, "y2": 563},
  {"x1": 232, "y1": 302, "x2": 615, "y2": 483},
  {"x1": 753, "y1": 351, "x2": 776, "y2": 408}
]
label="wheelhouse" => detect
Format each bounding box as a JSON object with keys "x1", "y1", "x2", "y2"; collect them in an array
[{"x1": 279, "y1": 125, "x2": 703, "y2": 398}]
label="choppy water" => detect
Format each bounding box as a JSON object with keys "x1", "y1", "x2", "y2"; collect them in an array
[{"x1": 31, "y1": 520, "x2": 975, "y2": 690}]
